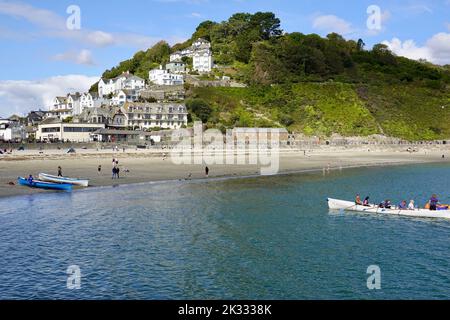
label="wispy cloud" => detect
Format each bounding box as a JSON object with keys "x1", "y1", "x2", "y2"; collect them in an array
[
  {"x1": 0, "y1": 1, "x2": 158, "y2": 49},
  {"x1": 312, "y1": 14, "x2": 354, "y2": 35},
  {"x1": 52, "y1": 50, "x2": 95, "y2": 66},
  {"x1": 0, "y1": 75, "x2": 99, "y2": 117}
]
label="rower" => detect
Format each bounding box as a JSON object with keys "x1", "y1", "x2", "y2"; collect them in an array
[
  {"x1": 363, "y1": 196, "x2": 370, "y2": 207},
  {"x1": 429, "y1": 195, "x2": 439, "y2": 211},
  {"x1": 379, "y1": 199, "x2": 392, "y2": 209},
  {"x1": 398, "y1": 200, "x2": 407, "y2": 210},
  {"x1": 355, "y1": 194, "x2": 363, "y2": 205}
]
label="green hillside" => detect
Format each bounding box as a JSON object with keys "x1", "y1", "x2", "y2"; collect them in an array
[{"x1": 92, "y1": 12, "x2": 450, "y2": 140}]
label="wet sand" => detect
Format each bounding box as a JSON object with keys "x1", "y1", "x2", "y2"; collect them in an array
[{"x1": 1, "y1": 147, "x2": 449, "y2": 198}]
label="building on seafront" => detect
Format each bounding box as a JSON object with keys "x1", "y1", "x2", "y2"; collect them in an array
[
  {"x1": 90, "y1": 128, "x2": 178, "y2": 144},
  {"x1": 125, "y1": 102, "x2": 188, "y2": 130},
  {"x1": 36, "y1": 119, "x2": 105, "y2": 142}
]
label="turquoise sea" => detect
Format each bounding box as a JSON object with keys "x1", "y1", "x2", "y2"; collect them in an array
[{"x1": 0, "y1": 163, "x2": 449, "y2": 299}]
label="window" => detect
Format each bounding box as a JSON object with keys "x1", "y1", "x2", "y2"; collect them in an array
[
  {"x1": 63, "y1": 127, "x2": 100, "y2": 132},
  {"x1": 42, "y1": 127, "x2": 60, "y2": 133}
]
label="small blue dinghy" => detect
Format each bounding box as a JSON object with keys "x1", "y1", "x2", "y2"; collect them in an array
[{"x1": 18, "y1": 177, "x2": 73, "y2": 191}]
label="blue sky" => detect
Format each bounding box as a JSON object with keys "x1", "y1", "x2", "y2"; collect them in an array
[{"x1": 0, "y1": 0, "x2": 449, "y2": 116}]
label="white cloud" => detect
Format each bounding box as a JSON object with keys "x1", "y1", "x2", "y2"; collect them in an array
[
  {"x1": 190, "y1": 12, "x2": 202, "y2": 18},
  {"x1": 312, "y1": 15, "x2": 354, "y2": 35},
  {"x1": 85, "y1": 31, "x2": 115, "y2": 47},
  {"x1": 0, "y1": 1, "x2": 158, "y2": 49},
  {"x1": 382, "y1": 38, "x2": 432, "y2": 61},
  {"x1": 382, "y1": 32, "x2": 450, "y2": 65},
  {"x1": 426, "y1": 32, "x2": 450, "y2": 64},
  {"x1": 0, "y1": 75, "x2": 99, "y2": 117},
  {"x1": 53, "y1": 50, "x2": 95, "y2": 66}
]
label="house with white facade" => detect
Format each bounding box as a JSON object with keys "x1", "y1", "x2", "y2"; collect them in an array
[
  {"x1": 193, "y1": 50, "x2": 214, "y2": 73},
  {"x1": 79, "y1": 92, "x2": 107, "y2": 112},
  {"x1": 0, "y1": 119, "x2": 27, "y2": 142},
  {"x1": 48, "y1": 96, "x2": 73, "y2": 120},
  {"x1": 98, "y1": 71, "x2": 145, "y2": 97},
  {"x1": 67, "y1": 93, "x2": 81, "y2": 115},
  {"x1": 149, "y1": 66, "x2": 184, "y2": 86},
  {"x1": 125, "y1": 102, "x2": 188, "y2": 130},
  {"x1": 169, "y1": 38, "x2": 214, "y2": 73},
  {"x1": 111, "y1": 89, "x2": 140, "y2": 106}
]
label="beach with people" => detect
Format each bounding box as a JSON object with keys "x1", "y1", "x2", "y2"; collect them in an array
[{"x1": 0, "y1": 145, "x2": 448, "y2": 198}]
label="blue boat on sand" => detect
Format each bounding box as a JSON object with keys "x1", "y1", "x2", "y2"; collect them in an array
[{"x1": 17, "y1": 177, "x2": 73, "y2": 191}]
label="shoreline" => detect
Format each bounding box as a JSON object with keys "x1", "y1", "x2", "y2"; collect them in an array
[{"x1": 1, "y1": 147, "x2": 449, "y2": 199}]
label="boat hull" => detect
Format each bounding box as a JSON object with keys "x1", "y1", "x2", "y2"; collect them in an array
[
  {"x1": 328, "y1": 198, "x2": 450, "y2": 219},
  {"x1": 18, "y1": 177, "x2": 73, "y2": 191},
  {"x1": 38, "y1": 173, "x2": 89, "y2": 187}
]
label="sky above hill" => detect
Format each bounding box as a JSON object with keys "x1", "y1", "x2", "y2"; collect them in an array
[{"x1": 0, "y1": 0, "x2": 449, "y2": 116}]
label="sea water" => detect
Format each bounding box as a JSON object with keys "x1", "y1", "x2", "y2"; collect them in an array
[{"x1": 0, "y1": 163, "x2": 449, "y2": 299}]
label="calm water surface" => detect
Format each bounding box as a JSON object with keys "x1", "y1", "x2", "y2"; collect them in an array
[{"x1": 0, "y1": 163, "x2": 449, "y2": 299}]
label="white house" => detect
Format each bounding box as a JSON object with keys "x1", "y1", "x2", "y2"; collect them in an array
[
  {"x1": 111, "y1": 89, "x2": 140, "y2": 106},
  {"x1": 149, "y1": 66, "x2": 184, "y2": 86},
  {"x1": 98, "y1": 71, "x2": 145, "y2": 97},
  {"x1": 193, "y1": 50, "x2": 214, "y2": 73},
  {"x1": 48, "y1": 96, "x2": 73, "y2": 120},
  {"x1": 0, "y1": 119, "x2": 27, "y2": 142},
  {"x1": 79, "y1": 92, "x2": 106, "y2": 112},
  {"x1": 169, "y1": 38, "x2": 214, "y2": 72},
  {"x1": 67, "y1": 93, "x2": 81, "y2": 115}
]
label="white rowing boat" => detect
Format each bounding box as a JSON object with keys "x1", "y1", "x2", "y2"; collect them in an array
[
  {"x1": 328, "y1": 198, "x2": 450, "y2": 219},
  {"x1": 38, "y1": 173, "x2": 89, "y2": 187}
]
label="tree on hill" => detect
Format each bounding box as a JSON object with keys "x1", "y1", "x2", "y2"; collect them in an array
[{"x1": 186, "y1": 99, "x2": 213, "y2": 123}]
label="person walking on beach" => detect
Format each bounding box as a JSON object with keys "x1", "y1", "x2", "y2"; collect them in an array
[
  {"x1": 98, "y1": 165, "x2": 102, "y2": 175},
  {"x1": 112, "y1": 167, "x2": 117, "y2": 179},
  {"x1": 205, "y1": 166, "x2": 209, "y2": 178},
  {"x1": 57, "y1": 166, "x2": 62, "y2": 177}
]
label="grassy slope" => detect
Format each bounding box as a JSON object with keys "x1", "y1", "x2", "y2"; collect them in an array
[{"x1": 191, "y1": 83, "x2": 450, "y2": 140}]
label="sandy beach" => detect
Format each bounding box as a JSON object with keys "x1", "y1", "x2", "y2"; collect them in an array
[{"x1": 1, "y1": 146, "x2": 449, "y2": 198}]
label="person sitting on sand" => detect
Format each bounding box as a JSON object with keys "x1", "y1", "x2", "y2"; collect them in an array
[
  {"x1": 398, "y1": 200, "x2": 407, "y2": 210},
  {"x1": 355, "y1": 194, "x2": 363, "y2": 205},
  {"x1": 408, "y1": 200, "x2": 415, "y2": 210}
]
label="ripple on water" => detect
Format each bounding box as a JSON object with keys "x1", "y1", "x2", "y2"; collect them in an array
[{"x1": 0, "y1": 162, "x2": 449, "y2": 299}]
